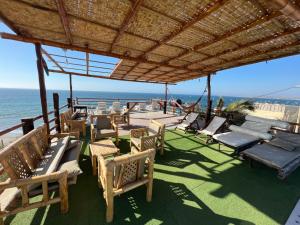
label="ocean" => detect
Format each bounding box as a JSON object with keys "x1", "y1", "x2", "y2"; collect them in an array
[{"x1": 1, "y1": 88, "x2": 300, "y2": 133}]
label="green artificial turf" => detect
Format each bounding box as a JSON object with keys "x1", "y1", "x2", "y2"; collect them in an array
[{"x1": 5, "y1": 130, "x2": 300, "y2": 225}]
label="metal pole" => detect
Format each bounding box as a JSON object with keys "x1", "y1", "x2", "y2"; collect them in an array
[
  {"x1": 205, "y1": 74, "x2": 212, "y2": 125},
  {"x1": 164, "y1": 83, "x2": 168, "y2": 114},
  {"x1": 35, "y1": 43, "x2": 50, "y2": 134}
]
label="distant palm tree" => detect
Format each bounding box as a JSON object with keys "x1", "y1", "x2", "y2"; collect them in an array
[{"x1": 224, "y1": 100, "x2": 254, "y2": 113}]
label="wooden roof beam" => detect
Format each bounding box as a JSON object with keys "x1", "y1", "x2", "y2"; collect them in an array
[
  {"x1": 269, "y1": 0, "x2": 300, "y2": 21},
  {"x1": 204, "y1": 40, "x2": 300, "y2": 72},
  {"x1": 49, "y1": 69, "x2": 172, "y2": 84},
  {"x1": 170, "y1": 11, "x2": 282, "y2": 63},
  {"x1": 41, "y1": 48, "x2": 65, "y2": 72},
  {"x1": 141, "y1": 0, "x2": 228, "y2": 56},
  {"x1": 187, "y1": 26, "x2": 300, "y2": 69},
  {"x1": 86, "y1": 51, "x2": 89, "y2": 75},
  {"x1": 0, "y1": 11, "x2": 29, "y2": 36},
  {"x1": 55, "y1": 0, "x2": 73, "y2": 44},
  {"x1": 0, "y1": 32, "x2": 204, "y2": 73},
  {"x1": 110, "y1": 0, "x2": 144, "y2": 52}
]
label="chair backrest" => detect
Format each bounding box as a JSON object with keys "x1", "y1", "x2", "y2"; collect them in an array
[
  {"x1": 95, "y1": 115, "x2": 112, "y2": 129},
  {"x1": 97, "y1": 102, "x2": 107, "y2": 111},
  {"x1": 100, "y1": 149, "x2": 155, "y2": 189},
  {"x1": 204, "y1": 116, "x2": 226, "y2": 135},
  {"x1": 139, "y1": 103, "x2": 146, "y2": 110},
  {"x1": 0, "y1": 124, "x2": 48, "y2": 180},
  {"x1": 184, "y1": 113, "x2": 199, "y2": 124},
  {"x1": 112, "y1": 102, "x2": 121, "y2": 112},
  {"x1": 149, "y1": 120, "x2": 165, "y2": 136}
]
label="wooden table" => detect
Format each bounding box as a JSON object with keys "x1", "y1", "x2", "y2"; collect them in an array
[{"x1": 89, "y1": 139, "x2": 119, "y2": 176}]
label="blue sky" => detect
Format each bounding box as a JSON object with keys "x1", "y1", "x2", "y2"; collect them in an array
[{"x1": 1, "y1": 22, "x2": 300, "y2": 99}]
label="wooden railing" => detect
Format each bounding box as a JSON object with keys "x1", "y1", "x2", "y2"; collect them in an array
[{"x1": 75, "y1": 97, "x2": 151, "y2": 107}]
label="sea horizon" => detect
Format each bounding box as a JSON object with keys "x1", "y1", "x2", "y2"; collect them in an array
[{"x1": 0, "y1": 88, "x2": 300, "y2": 133}]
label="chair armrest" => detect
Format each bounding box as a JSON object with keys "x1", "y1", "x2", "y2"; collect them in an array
[
  {"x1": 50, "y1": 132, "x2": 79, "y2": 139},
  {"x1": 130, "y1": 128, "x2": 148, "y2": 138},
  {"x1": 90, "y1": 124, "x2": 96, "y2": 143},
  {"x1": 0, "y1": 171, "x2": 67, "y2": 191}
]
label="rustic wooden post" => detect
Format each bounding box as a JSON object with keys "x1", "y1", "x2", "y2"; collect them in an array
[
  {"x1": 67, "y1": 98, "x2": 72, "y2": 108},
  {"x1": 35, "y1": 43, "x2": 50, "y2": 134},
  {"x1": 163, "y1": 83, "x2": 168, "y2": 114},
  {"x1": 69, "y1": 74, "x2": 73, "y2": 108},
  {"x1": 21, "y1": 118, "x2": 34, "y2": 134},
  {"x1": 53, "y1": 93, "x2": 61, "y2": 133},
  {"x1": 205, "y1": 74, "x2": 212, "y2": 125}
]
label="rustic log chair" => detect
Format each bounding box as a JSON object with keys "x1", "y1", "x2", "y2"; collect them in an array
[
  {"x1": 98, "y1": 149, "x2": 156, "y2": 223},
  {"x1": 112, "y1": 102, "x2": 138, "y2": 127},
  {"x1": 0, "y1": 124, "x2": 82, "y2": 224},
  {"x1": 60, "y1": 108, "x2": 86, "y2": 137},
  {"x1": 130, "y1": 120, "x2": 165, "y2": 155},
  {"x1": 90, "y1": 115, "x2": 118, "y2": 145}
]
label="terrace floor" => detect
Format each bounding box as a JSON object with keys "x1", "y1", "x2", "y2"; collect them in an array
[{"x1": 5, "y1": 128, "x2": 300, "y2": 225}]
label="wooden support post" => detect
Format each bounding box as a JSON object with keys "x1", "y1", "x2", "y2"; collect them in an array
[
  {"x1": 163, "y1": 83, "x2": 168, "y2": 114},
  {"x1": 21, "y1": 118, "x2": 34, "y2": 135},
  {"x1": 53, "y1": 93, "x2": 61, "y2": 133},
  {"x1": 67, "y1": 98, "x2": 72, "y2": 109},
  {"x1": 205, "y1": 74, "x2": 212, "y2": 125},
  {"x1": 69, "y1": 74, "x2": 73, "y2": 108},
  {"x1": 35, "y1": 43, "x2": 50, "y2": 134}
]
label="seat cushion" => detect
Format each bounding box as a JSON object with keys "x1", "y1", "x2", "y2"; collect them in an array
[
  {"x1": 213, "y1": 132, "x2": 260, "y2": 148},
  {"x1": 32, "y1": 136, "x2": 70, "y2": 177},
  {"x1": 96, "y1": 117, "x2": 111, "y2": 129},
  {"x1": 131, "y1": 137, "x2": 142, "y2": 148},
  {"x1": 96, "y1": 129, "x2": 116, "y2": 139},
  {"x1": 268, "y1": 138, "x2": 297, "y2": 152},
  {"x1": 243, "y1": 144, "x2": 300, "y2": 169},
  {"x1": 229, "y1": 125, "x2": 272, "y2": 140},
  {"x1": 241, "y1": 121, "x2": 271, "y2": 133},
  {"x1": 0, "y1": 187, "x2": 20, "y2": 211}
]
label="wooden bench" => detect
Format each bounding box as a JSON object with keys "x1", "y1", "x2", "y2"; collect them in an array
[{"x1": 0, "y1": 124, "x2": 82, "y2": 224}]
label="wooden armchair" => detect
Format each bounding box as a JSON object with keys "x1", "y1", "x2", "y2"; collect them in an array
[
  {"x1": 90, "y1": 115, "x2": 118, "y2": 145},
  {"x1": 98, "y1": 149, "x2": 156, "y2": 223},
  {"x1": 60, "y1": 108, "x2": 86, "y2": 137},
  {"x1": 130, "y1": 120, "x2": 166, "y2": 155}
]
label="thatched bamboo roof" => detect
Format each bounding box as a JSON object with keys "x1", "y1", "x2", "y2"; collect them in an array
[{"x1": 0, "y1": 0, "x2": 300, "y2": 83}]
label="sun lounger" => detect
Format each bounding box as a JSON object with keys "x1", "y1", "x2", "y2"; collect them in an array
[
  {"x1": 197, "y1": 116, "x2": 226, "y2": 143},
  {"x1": 242, "y1": 131, "x2": 300, "y2": 179},
  {"x1": 213, "y1": 115, "x2": 289, "y2": 153},
  {"x1": 175, "y1": 112, "x2": 200, "y2": 132}
]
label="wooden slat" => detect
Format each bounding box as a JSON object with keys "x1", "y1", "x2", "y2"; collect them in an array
[
  {"x1": 55, "y1": 0, "x2": 73, "y2": 44},
  {"x1": 0, "y1": 11, "x2": 25, "y2": 36},
  {"x1": 86, "y1": 51, "x2": 89, "y2": 75},
  {"x1": 170, "y1": 11, "x2": 282, "y2": 63},
  {"x1": 49, "y1": 69, "x2": 173, "y2": 84},
  {"x1": 141, "y1": 0, "x2": 228, "y2": 56},
  {"x1": 204, "y1": 40, "x2": 300, "y2": 72},
  {"x1": 0, "y1": 33, "x2": 205, "y2": 74},
  {"x1": 42, "y1": 48, "x2": 65, "y2": 72},
  {"x1": 110, "y1": 0, "x2": 144, "y2": 51},
  {"x1": 187, "y1": 27, "x2": 300, "y2": 69}
]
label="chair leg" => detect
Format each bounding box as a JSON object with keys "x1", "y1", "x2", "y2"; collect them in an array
[
  {"x1": 92, "y1": 155, "x2": 97, "y2": 176},
  {"x1": 106, "y1": 194, "x2": 114, "y2": 223},
  {"x1": 59, "y1": 175, "x2": 69, "y2": 214},
  {"x1": 146, "y1": 179, "x2": 153, "y2": 202}
]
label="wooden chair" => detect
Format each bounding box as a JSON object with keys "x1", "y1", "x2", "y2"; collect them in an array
[
  {"x1": 98, "y1": 149, "x2": 156, "y2": 223},
  {"x1": 90, "y1": 115, "x2": 118, "y2": 145},
  {"x1": 130, "y1": 120, "x2": 165, "y2": 155},
  {"x1": 113, "y1": 102, "x2": 138, "y2": 127},
  {"x1": 60, "y1": 108, "x2": 86, "y2": 137}
]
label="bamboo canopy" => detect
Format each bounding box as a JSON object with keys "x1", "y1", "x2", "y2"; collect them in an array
[{"x1": 0, "y1": 0, "x2": 300, "y2": 83}]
